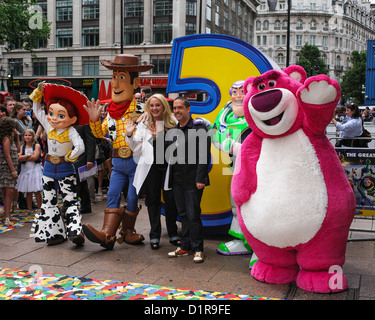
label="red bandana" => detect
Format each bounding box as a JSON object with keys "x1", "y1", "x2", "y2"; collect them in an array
[{"x1": 107, "y1": 100, "x2": 132, "y2": 120}]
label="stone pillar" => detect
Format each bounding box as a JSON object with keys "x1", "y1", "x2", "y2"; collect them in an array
[
  {"x1": 143, "y1": 0, "x2": 153, "y2": 44},
  {"x1": 73, "y1": 1, "x2": 82, "y2": 47},
  {"x1": 172, "y1": 0, "x2": 186, "y2": 39}
]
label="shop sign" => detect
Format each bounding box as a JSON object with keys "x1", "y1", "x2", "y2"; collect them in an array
[{"x1": 140, "y1": 78, "x2": 168, "y2": 88}]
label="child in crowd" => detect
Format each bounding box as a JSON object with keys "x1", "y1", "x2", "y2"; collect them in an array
[
  {"x1": 16, "y1": 129, "x2": 43, "y2": 213},
  {"x1": 0, "y1": 117, "x2": 20, "y2": 226}
]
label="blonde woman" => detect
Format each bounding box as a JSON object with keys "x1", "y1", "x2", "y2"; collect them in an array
[{"x1": 126, "y1": 94, "x2": 180, "y2": 250}]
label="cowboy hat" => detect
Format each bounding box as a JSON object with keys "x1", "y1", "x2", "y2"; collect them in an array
[
  {"x1": 43, "y1": 84, "x2": 90, "y2": 126},
  {"x1": 101, "y1": 54, "x2": 154, "y2": 72}
]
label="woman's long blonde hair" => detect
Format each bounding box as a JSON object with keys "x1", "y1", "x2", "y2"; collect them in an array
[{"x1": 144, "y1": 94, "x2": 176, "y2": 131}]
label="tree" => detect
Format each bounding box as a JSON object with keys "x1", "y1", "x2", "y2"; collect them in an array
[
  {"x1": 0, "y1": 0, "x2": 51, "y2": 53},
  {"x1": 296, "y1": 44, "x2": 328, "y2": 77},
  {"x1": 340, "y1": 51, "x2": 366, "y2": 105}
]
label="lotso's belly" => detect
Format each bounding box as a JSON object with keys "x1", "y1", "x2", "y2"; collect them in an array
[{"x1": 240, "y1": 129, "x2": 328, "y2": 248}]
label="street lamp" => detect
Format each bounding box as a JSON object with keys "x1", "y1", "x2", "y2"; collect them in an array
[
  {"x1": 8, "y1": 60, "x2": 15, "y2": 95},
  {"x1": 0, "y1": 66, "x2": 5, "y2": 91}
]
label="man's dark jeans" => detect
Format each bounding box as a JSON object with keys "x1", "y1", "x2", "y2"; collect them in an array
[{"x1": 172, "y1": 183, "x2": 204, "y2": 252}]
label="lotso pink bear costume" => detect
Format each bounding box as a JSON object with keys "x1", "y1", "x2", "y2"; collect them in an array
[{"x1": 231, "y1": 65, "x2": 356, "y2": 293}]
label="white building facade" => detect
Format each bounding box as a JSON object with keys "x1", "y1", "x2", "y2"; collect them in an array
[
  {"x1": 255, "y1": 0, "x2": 375, "y2": 80},
  {"x1": 1, "y1": 0, "x2": 374, "y2": 100},
  {"x1": 0, "y1": 0, "x2": 258, "y2": 100}
]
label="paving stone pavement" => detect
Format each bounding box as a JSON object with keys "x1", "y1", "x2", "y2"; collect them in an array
[{"x1": 1, "y1": 196, "x2": 375, "y2": 300}]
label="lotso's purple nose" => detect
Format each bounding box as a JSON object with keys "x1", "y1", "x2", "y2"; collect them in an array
[{"x1": 251, "y1": 89, "x2": 282, "y2": 113}]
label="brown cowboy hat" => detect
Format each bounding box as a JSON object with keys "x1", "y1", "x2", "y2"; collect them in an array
[{"x1": 101, "y1": 54, "x2": 154, "y2": 72}]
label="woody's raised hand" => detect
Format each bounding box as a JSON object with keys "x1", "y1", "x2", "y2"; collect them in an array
[{"x1": 84, "y1": 98, "x2": 104, "y2": 123}]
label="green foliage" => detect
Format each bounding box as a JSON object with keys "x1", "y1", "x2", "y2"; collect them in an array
[
  {"x1": 340, "y1": 51, "x2": 367, "y2": 104},
  {"x1": 296, "y1": 44, "x2": 328, "y2": 77},
  {"x1": 0, "y1": 0, "x2": 51, "y2": 53}
]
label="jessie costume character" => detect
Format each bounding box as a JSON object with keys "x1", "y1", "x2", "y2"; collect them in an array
[
  {"x1": 83, "y1": 54, "x2": 154, "y2": 250},
  {"x1": 30, "y1": 83, "x2": 89, "y2": 246}
]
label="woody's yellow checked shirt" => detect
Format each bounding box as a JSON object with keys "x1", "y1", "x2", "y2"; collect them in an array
[{"x1": 90, "y1": 100, "x2": 137, "y2": 149}]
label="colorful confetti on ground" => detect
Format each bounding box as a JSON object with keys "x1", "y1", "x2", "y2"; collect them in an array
[
  {"x1": 0, "y1": 209, "x2": 36, "y2": 234},
  {"x1": 0, "y1": 268, "x2": 276, "y2": 300}
]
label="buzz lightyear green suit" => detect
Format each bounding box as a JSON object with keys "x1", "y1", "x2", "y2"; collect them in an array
[{"x1": 195, "y1": 81, "x2": 258, "y2": 266}]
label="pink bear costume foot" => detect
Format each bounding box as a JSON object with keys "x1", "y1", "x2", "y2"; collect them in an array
[
  {"x1": 251, "y1": 260, "x2": 299, "y2": 284},
  {"x1": 297, "y1": 269, "x2": 348, "y2": 293},
  {"x1": 252, "y1": 261, "x2": 348, "y2": 293}
]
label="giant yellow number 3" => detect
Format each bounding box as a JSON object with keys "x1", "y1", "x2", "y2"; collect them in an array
[{"x1": 167, "y1": 34, "x2": 277, "y2": 234}]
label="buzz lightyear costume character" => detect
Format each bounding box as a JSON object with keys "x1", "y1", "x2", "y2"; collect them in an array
[
  {"x1": 196, "y1": 81, "x2": 257, "y2": 265},
  {"x1": 212, "y1": 81, "x2": 253, "y2": 257}
]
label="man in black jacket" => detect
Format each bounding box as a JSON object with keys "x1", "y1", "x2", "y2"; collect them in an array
[
  {"x1": 72, "y1": 124, "x2": 96, "y2": 214},
  {"x1": 167, "y1": 97, "x2": 211, "y2": 263}
]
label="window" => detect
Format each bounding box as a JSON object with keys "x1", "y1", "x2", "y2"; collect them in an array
[
  {"x1": 125, "y1": 24, "x2": 143, "y2": 45},
  {"x1": 9, "y1": 59, "x2": 23, "y2": 77},
  {"x1": 186, "y1": 22, "x2": 196, "y2": 35},
  {"x1": 296, "y1": 35, "x2": 303, "y2": 46},
  {"x1": 282, "y1": 35, "x2": 286, "y2": 45},
  {"x1": 37, "y1": 0, "x2": 47, "y2": 19},
  {"x1": 263, "y1": 36, "x2": 267, "y2": 46},
  {"x1": 263, "y1": 20, "x2": 269, "y2": 30},
  {"x1": 82, "y1": 27, "x2": 99, "y2": 46},
  {"x1": 223, "y1": 10, "x2": 229, "y2": 31},
  {"x1": 206, "y1": 0, "x2": 211, "y2": 21},
  {"x1": 277, "y1": 53, "x2": 285, "y2": 64},
  {"x1": 33, "y1": 58, "x2": 47, "y2": 76},
  {"x1": 151, "y1": 56, "x2": 170, "y2": 74},
  {"x1": 276, "y1": 35, "x2": 280, "y2": 45},
  {"x1": 153, "y1": 23, "x2": 172, "y2": 44},
  {"x1": 336, "y1": 55, "x2": 341, "y2": 67},
  {"x1": 296, "y1": 19, "x2": 303, "y2": 29},
  {"x1": 82, "y1": 57, "x2": 99, "y2": 76},
  {"x1": 310, "y1": 20, "x2": 317, "y2": 29},
  {"x1": 310, "y1": 35, "x2": 316, "y2": 45},
  {"x1": 57, "y1": 57, "x2": 72, "y2": 76},
  {"x1": 56, "y1": 0, "x2": 72, "y2": 21},
  {"x1": 323, "y1": 36, "x2": 328, "y2": 48},
  {"x1": 125, "y1": 0, "x2": 144, "y2": 17},
  {"x1": 82, "y1": 0, "x2": 99, "y2": 19},
  {"x1": 56, "y1": 28, "x2": 72, "y2": 47},
  {"x1": 186, "y1": 1, "x2": 196, "y2": 16},
  {"x1": 154, "y1": 0, "x2": 172, "y2": 16},
  {"x1": 215, "y1": 5, "x2": 220, "y2": 26},
  {"x1": 275, "y1": 20, "x2": 281, "y2": 29}
]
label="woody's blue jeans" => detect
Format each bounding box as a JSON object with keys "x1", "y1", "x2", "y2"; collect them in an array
[{"x1": 107, "y1": 157, "x2": 138, "y2": 212}]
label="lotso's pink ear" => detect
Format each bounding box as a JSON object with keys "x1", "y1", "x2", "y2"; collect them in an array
[
  {"x1": 283, "y1": 65, "x2": 307, "y2": 84},
  {"x1": 244, "y1": 77, "x2": 255, "y2": 95}
]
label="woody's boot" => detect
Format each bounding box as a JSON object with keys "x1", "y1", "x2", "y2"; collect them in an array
[
  {"x1": 119, "y1": 206, "x2": 145, "y2": 244},
  {"x1": 82, "y1": 207, "x2": 124, "y2": 250}
]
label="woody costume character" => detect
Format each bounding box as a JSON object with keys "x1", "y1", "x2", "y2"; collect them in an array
[
  {"x1": 83, "y1": 54, "x2": 154, "y2": 249},
  {"x1": 29, "y1": 83, "x2": 89, "y2": 246}
]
